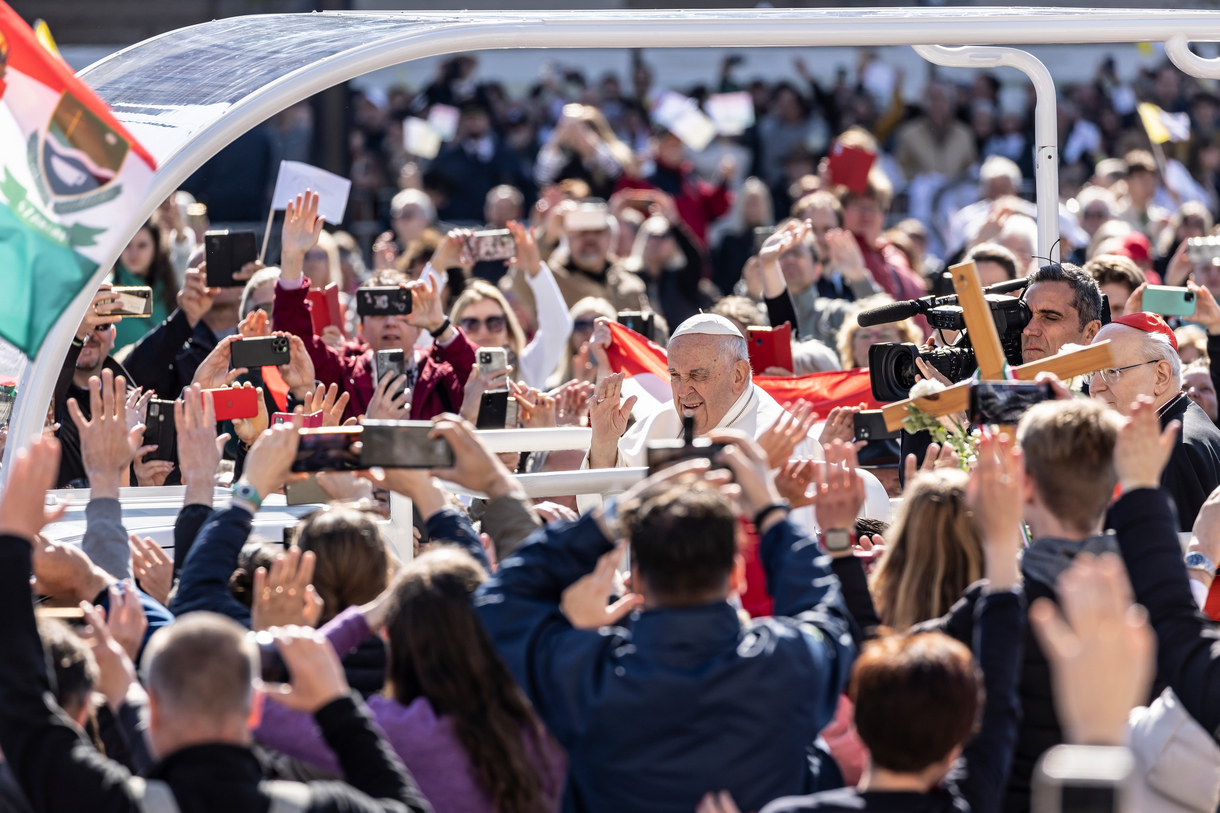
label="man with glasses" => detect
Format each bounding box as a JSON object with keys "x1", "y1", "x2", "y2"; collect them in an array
[
  {"x1": 836, "y1": 172, "x2": 926, "y2": 305},
  {"x1": 52, "y1": 286, "x2": 133, "y2": 487},
  {"x1": 1089, "y1": 311, "x2": 1220, "y2": 530}
]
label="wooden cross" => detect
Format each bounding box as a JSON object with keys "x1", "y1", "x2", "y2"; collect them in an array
[{"x1": 879, "y1": 260, "x2": 1116, "y2": 432}]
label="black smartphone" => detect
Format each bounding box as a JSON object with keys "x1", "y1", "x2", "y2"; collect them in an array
[
  {"x1": 282, "y1": 523, "x2": 299, "y2": 547},
  {"x1": 646, "y1": 438, "x2": 729, "y2": 475},
  {"x1": 249, "y1": 630, "x2": 289, "y2": 683},
  {"x1": 854, "y1": 410, "x2": 901, "y2": 441},
  {"x1": 753, "y1": 225, "x2": 777, "y2": 253},
  {"x1": 1032, "y1": 745, "x2": 1134, "y2": 813},
  {"x1": 359, "y1": 420, "x2": 456, "y2": 468},
  {"x1": 968, "y1": 381, "x2": 1054, "y2": 426},
  {"x1": 355, "y1": 286, "x2": 412, "y2": 317},
  {"x1": 204, "y1": 230, "x2": 257, "y2": 288},
  {"x1": 375, "y1": 349, "x2": 409, "y2": 399},
  {"x1": 144, "y1": 399, "x2": 177, "y2": 463},
  {"x1": 476, "y1": 389, "x2": 518, "y2": 429},
  {"x1": 616, "y1": 310, "x2": 655, "y2": 341},
  {"x1": 107, "y1": 286, "x2": 153, "y2": 317},
  {"x1": 230, "y1": 335, "x2": 290, "y2": 369},
  {"x1": 291, "y1": 427, "x2": 363, "y2": 472}
]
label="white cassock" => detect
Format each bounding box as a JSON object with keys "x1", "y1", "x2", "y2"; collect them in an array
[{"x1": 582, "y1": 383, "x2": 893, "y2": 529}]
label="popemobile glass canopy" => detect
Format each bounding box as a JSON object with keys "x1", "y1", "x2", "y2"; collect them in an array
[{"x1": 9, "y1": 6, "x2": 1220, "y2": 482}]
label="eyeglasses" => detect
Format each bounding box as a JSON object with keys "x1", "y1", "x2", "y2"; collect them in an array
[
  {"x1": 459, "y1": 315, "x2": 507, "y2": 334},
  {"x1": 573, "y1": 318, "x2": 597, "y2": 333},
  {"x1": 1091, "y1": 359, "x2": 1158, "y2": 385},
  {"x1": 304, "y1": 249, "x2": 327, "y2": 261},
  {"x1": 1082, "y1": 209, "x2": 1109, "y2": 220}
]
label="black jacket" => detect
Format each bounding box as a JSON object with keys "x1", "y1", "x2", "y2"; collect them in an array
[
  {"x1": 1159, "y1": 392, "x2": 1220, "y2": 532},
  {"x1": 1112, "y1": 487, "x2": 1220, "y2": 743},
  {"x1": 0, "y1": 534, "x2": 431, "y2": 813},
  {"x1": 761, "y1": 589, "x2": 1026, "y2": 813},
  {"x1": 54, "y1": 342, "x2": 134, "y2": 488}
]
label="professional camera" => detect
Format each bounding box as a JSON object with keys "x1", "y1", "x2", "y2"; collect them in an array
[{"x1": 861, "y1": 280, "x2": 1031, "y2": 402}]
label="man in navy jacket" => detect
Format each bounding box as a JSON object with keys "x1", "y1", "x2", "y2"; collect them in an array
[{"x1": 475, "y1": 433, "x2": 859, "y2": 813}]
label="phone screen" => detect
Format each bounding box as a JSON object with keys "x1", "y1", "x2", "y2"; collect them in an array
[{"x1": 292, "y1": 428, "x2": 362, "y2": 472}]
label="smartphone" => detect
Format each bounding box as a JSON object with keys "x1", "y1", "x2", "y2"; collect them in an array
[
  {"x1": 273, "y1": 411, "x2": 322, "y2": 428},
  {"x1": 466, "y1": 229, "x2": 516, "y2": 262},
  {"x1": 284, "y1": 474, "x2": 330, "y2": 505},
  {"x1": 477, "y1": 389, "x2": 518, "y2": 429},
  {"x1": 747, "y1": 323, "x2": 794, "y2": 375},
  {"x1": 307, "y1": 282, "x2": 341, "y2": 335},
  {"x1": 617, "y1": 310, "x2": 655, "y2": 341},
  {"x1": 854, "y1": 409, "x2": 901, "y2": 441},
  {"x1": 248, "y1": 630, "x2": 289, "y2": 683},
  {"x1": 144, "y1": 398, "x2": 177, "y2": 462},
  {"x1": 359, "y1": 420, "x2": 456, "y2": 468},
  {"x1": 375, "y1": 349, "x2": 409, "y2": 400},
  {"x1": 355, "y1": 286, "x2": 412, "y2": 317},
  {"x1": 204, "y1": 230, "x2": 257, "y2": 288},
  {"x1": 205, "y1": 387, "x2": 260, "y2": 422},
  {"x1": 646, "y1": 438, "x2": 729, "y2": 475},
  {"x1": 826, "y1": 141, "x2": 877, "y2": 196},
  {"x1": 1186, "y1": 236, "x2": 1220, "y2": 265},
  {"x1": 1142, "y1": 284, "x2": 1197, "y2": 318},
  {"x1": 282, "y1": 523, "x2": 299, "y2": 547},
  {"x1": 477, "y1": 347, "x2": 508, "y2": 378},
  {"x1": 107, "y1": 286, "x2": 153, "y2": 317},
  {"x1": 1032, "y1": 745, "x2": 1134, "y2": 813},
  {"x1": 753, "y1": 225, "x2": 777, "y2": 253},
  {"x1": 292, "y1": 427, "x2": 363, "y2": 472},
  {"x1": 968, "y1": 381, "x2": 1054, "y2": 426},
  {"x1": 230, "y1": 335, "x2": 290, "y2": 369},
  {"x1": 35, "y1": 606, "x2": 87, "y2": 623}
]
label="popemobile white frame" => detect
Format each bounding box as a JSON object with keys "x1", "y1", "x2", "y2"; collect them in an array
[{"x1": 17, "y1": 8, "x2": 1220, "y2": 546}]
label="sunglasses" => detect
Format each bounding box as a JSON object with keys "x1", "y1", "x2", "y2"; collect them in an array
[
  {"x1": 573, "y1": 318, "x2": 597, "y2": 333},
  {"x1": 459, "y1": 315, "x2": 507, "y2": 334}
]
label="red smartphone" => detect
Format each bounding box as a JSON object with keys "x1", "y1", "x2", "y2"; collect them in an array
[
  {"x1": 307, "y1": 283, "x2": 342, "y2": 335},
  {"x1": 272, "y1": 411, "x2": 323, "y2": 428},
  {"x1": 747, "y1": 323, "x2": 794, "y2": 375},
  {"x1": 205, "y1": 387, "x2": 259, "y2": 422},
  {"x1": 826, "y1": 142, "x2": 876, "y2": 196}
]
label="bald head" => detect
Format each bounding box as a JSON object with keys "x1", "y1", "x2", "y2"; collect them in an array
[
  {"x1": 1089, "y1": 323, "x2": 1181, "y2": 416},
  {"x1": 667, "y1": 333, "x2": 751, "y2": 434}
]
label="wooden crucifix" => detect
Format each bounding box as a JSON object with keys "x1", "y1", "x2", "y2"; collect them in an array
[{"x1": 879, "y1": 260, "x2": 1117, "y2": 433}]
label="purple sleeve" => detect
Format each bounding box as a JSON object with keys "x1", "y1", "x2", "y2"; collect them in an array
[{"x1": 251, "y1": 608, "x2": 371, "y2": 774}]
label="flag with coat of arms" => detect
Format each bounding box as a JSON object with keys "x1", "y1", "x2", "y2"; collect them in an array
[{"x1": 0, "y1": 3, "x2": 156, "y2": 357}]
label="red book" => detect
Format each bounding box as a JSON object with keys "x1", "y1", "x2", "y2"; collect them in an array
[
  {"x1": 306, "y1": 283, "x2": 341, "y2": 335},
  {"x1": 827, "y1": 142, "x2": 876, "y2": 196}
]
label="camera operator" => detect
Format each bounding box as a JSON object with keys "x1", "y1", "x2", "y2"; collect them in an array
[{"x1": 1020, "y1": 263, "x2": 1103, "y2": 363}]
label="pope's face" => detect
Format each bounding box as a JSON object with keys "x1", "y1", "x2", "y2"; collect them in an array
[{"x1": 667, "y1": 334, "x2": 749, "y2": 435}]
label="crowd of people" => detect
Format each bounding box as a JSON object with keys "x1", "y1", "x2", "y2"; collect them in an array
[{"x1": 10, "y1": 42, "x2": 1220, "y2": 813}]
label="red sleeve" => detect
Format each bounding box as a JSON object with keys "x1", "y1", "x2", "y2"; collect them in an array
[
  {"x1": 701, "y1": 180, "x2": 733, "y2": 222},
  {"x1": 433, "y1": 328, "x2": 478, "y2": 409},
  {"x1": 271, "y1": 279, "x2": 352, "y2": 393}
]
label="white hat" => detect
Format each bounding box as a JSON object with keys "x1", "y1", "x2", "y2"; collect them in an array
[{"x1": 670, "y1": 313, "x2": 743, "y2": 340}]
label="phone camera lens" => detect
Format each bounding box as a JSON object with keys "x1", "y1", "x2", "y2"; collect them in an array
[{"x1": 1186, "y1": 291, "x2": 1195, "y2": 301}]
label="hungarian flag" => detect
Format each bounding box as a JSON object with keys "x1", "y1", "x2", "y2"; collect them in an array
[
  {"x1": 602, "y1": 321, "x2": 880, "y2": 416},
  {"x1": 0, "y1": 4, "x2": 156, "y2": 357}
]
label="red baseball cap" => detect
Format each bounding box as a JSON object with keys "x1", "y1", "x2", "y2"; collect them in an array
[
  {"x1": 1111, "y1": 311, "x2": 1178, "y2": 352},
  {"x1": 1116, "y1": 232, "x2": 1153, "y2": 264}
]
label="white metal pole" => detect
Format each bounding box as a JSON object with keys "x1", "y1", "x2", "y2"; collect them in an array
[{"x1": 912, "y1": 45, "x2": 1060, "y2": 263}]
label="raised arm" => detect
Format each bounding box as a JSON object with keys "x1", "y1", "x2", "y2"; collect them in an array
[{"x1": 509, "y1": 220, "x2": 575, "y2": 389}]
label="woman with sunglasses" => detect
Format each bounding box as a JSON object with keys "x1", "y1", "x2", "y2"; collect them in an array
[
  {"x1": 449, "y1": 221, "x2": 573, "y2": 389},
  {"x1": 551, "y1": 297, "x2": 617, "y2": 388}
]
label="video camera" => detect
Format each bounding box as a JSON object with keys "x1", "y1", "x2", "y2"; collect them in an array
[{"x1": 861, "y1": 278, "x2": 1030, "y2": 402}]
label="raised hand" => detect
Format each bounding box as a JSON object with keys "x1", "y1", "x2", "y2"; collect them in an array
[
  {"x1": 230, "y1": 383, "x2": 269, "y2": 447},
  {"x1": 101, "y1": 581, "x2": 149, "y2": 660},
  {"x1": 506, "y1": 220, "x2": 542, "y2": 277},
  {"x1": 77, "y1": 286, "x2": 123, "y2": 340},
  {"x1": 302, "y1": 383, "x2": 350, "y2": 427},
  {"x1": 263, "y1": 626, "x2": 350, "y2": 713},
  {"x1": 191, "y1": 335, "x2": 247, "y2": 390},
  {"x1": 552, "y1": 379, "x2": 594, "y2": 426},
  {"x1": 406, "y1": 275, "x2": 449, "y2": 334},
  {"x1": 177, "y1": 267, "x2": 216, "y2": 328},
  {"x1": 1188, "y1": 281, "x2": 1220, "y2": 335},
  {"x1": 587, "y1": 373, "x2": 637, "y2": 469},
  {"x1": 0, "y1": 436, "x2": 66, "y2": 541},
  {"x1": 251, "y1": 546, "x2": 324, "y2": 631},
  {"x1": 130, "y1": 534, "x2": 173, "y2": 606},
  {"x1": 427, "y1": 415, "x2": 519, "y2": 500},
  {"x1": 707, "y1": 430, "x2": 784, "y2": 529},
  {"x1": 775, "y1": 458, "x2": 818, "y2": 508},
  {"x1": 966, "y1": 430, "x2": 1024, "y2": 590},
  {"x1": 125, "y1": 387, "x2": 154, "y2": 434},
  {"x1": 366, "y1": 370, "x2": 411, "y2": 421},
  {"x1": 80, "y1": 601, "x2": 140, "y2": 712},
  {"x1": 240, "y1": 423, "x2": 301, "y2": 503},
  {"x1": 133, "y1": 444, "x2": 174, "y2": 487},
  {"x1": 825, "y1": 228, "x2": 868, "y2": 282},
  {"x1": 458, "y1": 362, "x2": 511, "y2": 424},
  {"x1": 1030, "y1": 553, "x2": 1155, "y2": 746},
  {"x1": 278, "y1": 333, "x2": 316, "y2": 401},
  {"x1": 68, "y1": 370, "x2": 143, "y2": 498},
  {"x1": 902, "y1": 441, "x2": 959, "y2": 484},
  {"x1": 510, "y1": 380, "x2": 557, "y2": 428},
  {"x1": 813, "y1": 440, "x2": 866, "y2": 533},
  {"x1": 238, "y1": 308, "x2": 271, "y2": 339},
  {"x1": 818, "y1": 404, "x2": 863, "y2": 447},
  {"x1": 757, "y1": 400, "x2": 817, "y2": 469},
  {"x1": 176, "y1": 384, "x2": 228, "y2": 505},
  {"x1": 561, "y1": 542, "x2": 641, "y2": 628},
  {"x1": 281, "y1": 191, "x2": 325, "y2": 270}
]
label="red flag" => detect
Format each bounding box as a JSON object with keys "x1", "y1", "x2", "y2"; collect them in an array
[{"x1": 604, "y1": 321, "x2": 880, "y2": 415}]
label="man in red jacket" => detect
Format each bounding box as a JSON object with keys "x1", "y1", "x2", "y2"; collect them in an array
[{"x1": 273, "y1": 191, "x2": 475, "y2": 422}]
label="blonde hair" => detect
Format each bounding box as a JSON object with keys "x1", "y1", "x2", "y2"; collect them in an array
[
  {"x1": 836, "y1": 295, "x2": 923, "y2": 369},
  {"x1": 450, "y1": 280, "x2": 527, "y2": 359},
  {"x1": 870, "y1": 469, "x2": 984, "y2": 631},
  {"x1": 312, "y1": 230, "x2": 342, "y2": 288}
]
